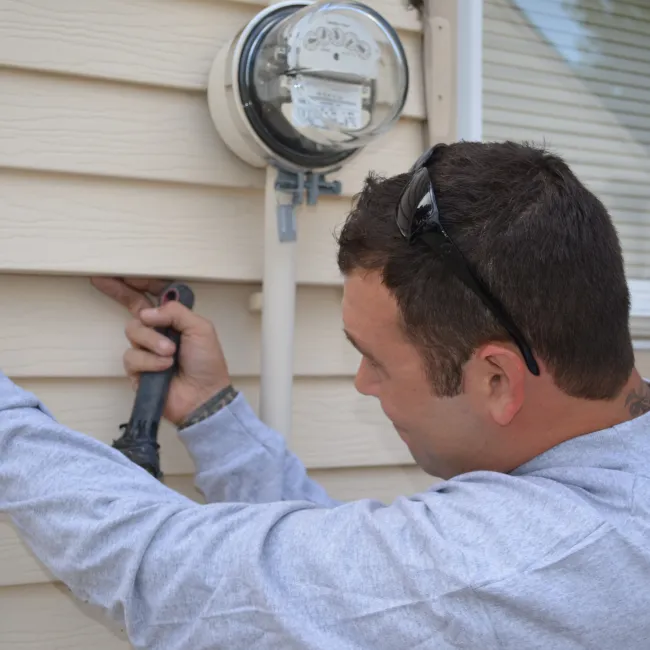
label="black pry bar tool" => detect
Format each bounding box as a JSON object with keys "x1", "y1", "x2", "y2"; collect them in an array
[{"x1": 112, "y1": 282, "x2": 195, "y2": 480}]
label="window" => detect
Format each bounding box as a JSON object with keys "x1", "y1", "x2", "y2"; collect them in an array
[{"x1": 483, "y1": 0, "x2": 650, "y2": 338}]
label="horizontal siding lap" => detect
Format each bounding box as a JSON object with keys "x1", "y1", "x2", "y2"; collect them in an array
[
  {"x1": 0, "y1": 275, "x2": 359, "y2": 377},
  {"x1": 0, "y1": 171, "x2": 356, "y2": 283},
  {"x1": 0, "y1": 0, "x2": 262, "y2": 89},
  {"x1": 0, "y1": 0, "x2": 424, "y2": 117},
  {"x1": 0, "y1": 69, "x2": 424, "y2": 195},
  {"x1": 0, "y1": 69, "x2": 264, "y2": 189}
]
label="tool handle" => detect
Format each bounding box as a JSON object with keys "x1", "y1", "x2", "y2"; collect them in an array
[
  {"x1": 131, "y1": 283, "x2": 194, "y2": 426},
  {"x1": 112, "y1": 282, "x2": 195, "y2": 479}
]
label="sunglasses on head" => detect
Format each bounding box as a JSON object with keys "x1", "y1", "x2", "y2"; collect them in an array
[{"x1": 395, "y1": 145, "x2": 540, "y2": 376}]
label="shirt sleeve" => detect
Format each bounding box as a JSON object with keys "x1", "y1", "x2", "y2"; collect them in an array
[
  {"x1": 177, "y1": 391, "x2": 341, "y2": 507},
  {"x1": 0, "y1": 373, "x2": 496, "y2": 649}
]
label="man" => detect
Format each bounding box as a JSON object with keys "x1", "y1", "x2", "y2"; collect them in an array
[{"x1": 1, "y1": 140, "x2": 650, "y2": 649}]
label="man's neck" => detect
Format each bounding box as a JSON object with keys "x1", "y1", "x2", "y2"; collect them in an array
[
  {"x1": 551, "y1": 369, "x2": 649, "y2": 440},
  {"x1": 497, "y1": 369, "x2": 650, "y2": 475},
  {"x1": 622, "y1": 375, "x2": 650, "y2": 418},
  {"x1": 587, "y1": 368, "x2": 650, "y2": 428}
]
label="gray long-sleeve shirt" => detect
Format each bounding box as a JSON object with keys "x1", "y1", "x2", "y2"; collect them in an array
[{"x1": 2, "y1": 370, "x2": 650, "y2": 649}]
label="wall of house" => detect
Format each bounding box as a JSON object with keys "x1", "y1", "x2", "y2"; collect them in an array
[{"x1": 0, "y1": 0, "x2": 434, "y2": 646}]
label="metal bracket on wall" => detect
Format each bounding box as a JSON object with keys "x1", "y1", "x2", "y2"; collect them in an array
[{"x1": 274, "y1": 168, "x2": 343, "y2": 242}]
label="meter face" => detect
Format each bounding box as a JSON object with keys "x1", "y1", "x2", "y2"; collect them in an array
[{"x1": 238, "y1": 1, "x2": 409, "y2": 170}]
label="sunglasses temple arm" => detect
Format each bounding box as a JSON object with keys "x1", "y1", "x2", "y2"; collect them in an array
[{"x1": 444, "y1": 251, "x2": 540, "y2": 376}]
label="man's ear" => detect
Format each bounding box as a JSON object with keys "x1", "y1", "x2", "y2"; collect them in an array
[{"x1": 472, "y1": 342, "x2": 527, "y2": 426}]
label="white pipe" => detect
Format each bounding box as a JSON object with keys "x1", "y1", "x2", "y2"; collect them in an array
[
  {"x1": 456, "y1": 0, "x2": 483, "y2": 141},
  {"x1": 259, "y1": 165, "x2": 296, "y2": 438}
]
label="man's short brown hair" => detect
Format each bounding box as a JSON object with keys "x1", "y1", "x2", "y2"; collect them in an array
[{"x1": 336, "y1": 140, "x2": 635, "y2": 399}]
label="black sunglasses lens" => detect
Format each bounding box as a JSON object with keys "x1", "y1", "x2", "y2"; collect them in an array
[
  {"x1": 415, "y1": 190, "x2": 433, "y2": 215},
  {"x1": 411, "y1": 188, "x2": 439, "y2": 239}
]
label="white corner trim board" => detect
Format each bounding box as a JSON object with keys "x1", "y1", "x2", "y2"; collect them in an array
[{"x1": 456, "y1": 0, "x2": 483, "y2": 142}]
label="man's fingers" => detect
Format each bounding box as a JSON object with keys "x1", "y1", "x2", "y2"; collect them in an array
[
  {"x1": 125, "y1": 318, "x2": 176, "y2": 356},
  {"x1": 140, "y1": 301, "x2": 211, "y2": 336},
  {"x1": 90, "y1": 277, "x2": 154, "y2": 316},
  {"x1": 90, "y1": 277, "x2": 175, "y2": 316},
  {"x1": 123, "y1": 277, "x2": 174, "y2": 296},
  {"x1": 123, "y1": 348, "x2": 174, "y2": 376}
]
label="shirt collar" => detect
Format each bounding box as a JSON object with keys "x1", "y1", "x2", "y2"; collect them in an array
[{"x1": 510, "y1": 408, "x2": 650, "y2": 477}]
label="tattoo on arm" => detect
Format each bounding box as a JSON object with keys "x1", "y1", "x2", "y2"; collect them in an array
[
  {"x1": 178, "y1": 385, "x2": 239, "y2": 430},
  {"x1": 625, "y1": 382, "x2": 650, "y2": 418}
]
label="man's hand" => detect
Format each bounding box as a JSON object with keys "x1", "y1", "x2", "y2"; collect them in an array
[{"x1": 91, "y1": 277, "x2": 232, "y2": 426}]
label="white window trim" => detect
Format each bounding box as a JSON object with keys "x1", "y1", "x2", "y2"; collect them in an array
[
  {"x1": 630, "y1": 281, "x2": 650, "y2": 347},
  {"x1": 629, "y1": 281, "x2": 650, "y2": 318}
]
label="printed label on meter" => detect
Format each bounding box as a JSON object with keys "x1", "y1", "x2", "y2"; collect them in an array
[{"x1": 291, "y1": 77, "x2": 363, "y2": 130}]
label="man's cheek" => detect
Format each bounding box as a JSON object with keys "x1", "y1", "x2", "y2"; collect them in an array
[{"x1": 379, "y1": 394, "x2": 408, "y2": 428}]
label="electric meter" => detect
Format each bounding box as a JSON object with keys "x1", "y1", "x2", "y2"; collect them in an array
[{"x1": 207, "y1": 0, "x2": 409, "y2": 173}]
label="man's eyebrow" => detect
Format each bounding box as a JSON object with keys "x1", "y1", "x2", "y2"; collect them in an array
[{"x1": 343, "y1": 329, "x2": 380, "y2": 364}]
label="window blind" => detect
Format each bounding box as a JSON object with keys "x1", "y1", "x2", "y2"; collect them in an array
[{"x1": 483, "y1": 0, "x2": 650, "y2": 295}]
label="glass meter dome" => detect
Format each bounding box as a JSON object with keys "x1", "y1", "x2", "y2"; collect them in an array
[{"x1": 208, "y1": 0, "x2": 410, "y2": 173}]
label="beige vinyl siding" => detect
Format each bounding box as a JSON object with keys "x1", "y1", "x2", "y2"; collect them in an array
[
  {"x1": 0, "y1": 68, "x2": 423, "y2": 195},
  {"x1": 0, "y1": 129, "x2": 421, "y2": 283},
  {"x1": 483, "y1": 0, "x2": 650, "y2": 284},
  {"x1": 0, "y1": 0, "x2": 432, "y2": 643},
  {"x1": 0, "y1": 276, "x2": 358, "y2": 377},
  {"x1": 0, "y1": 0, "x2": 422, "y2": 90}
]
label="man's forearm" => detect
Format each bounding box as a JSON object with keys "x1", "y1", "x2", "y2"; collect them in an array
[{"x1": 175, "y1": 385, "x2": 341, "y2": 507}]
